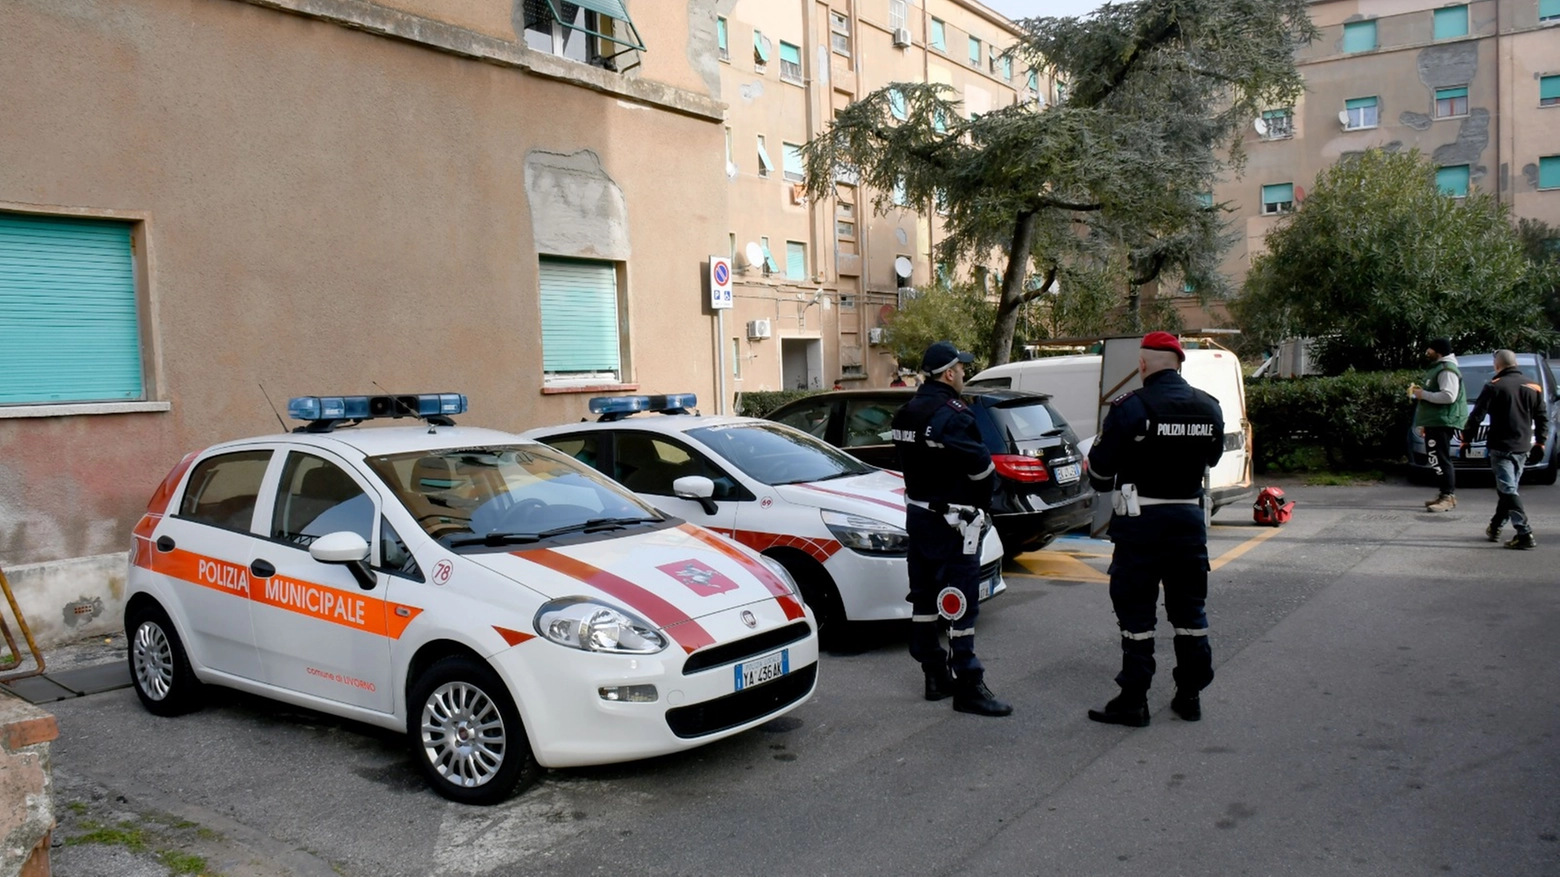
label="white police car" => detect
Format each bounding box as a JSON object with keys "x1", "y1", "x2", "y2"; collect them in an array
[
  {"x1": 522, "y1": 395, "x2": 1007, "y2": 638},
  {"x1": 124, "y1": 393, "x2": 818, "y2": 805}
]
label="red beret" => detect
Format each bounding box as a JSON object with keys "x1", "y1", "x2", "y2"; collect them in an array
[{"x1": 1140, "y1": 331, "x2": 1185, "y2": 362}]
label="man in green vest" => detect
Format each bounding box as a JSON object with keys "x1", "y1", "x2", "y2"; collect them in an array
[{"x1": 1412, "y1": 338, "x2": 1468, "y2": 512}]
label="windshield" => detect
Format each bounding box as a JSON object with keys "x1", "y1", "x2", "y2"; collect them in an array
[
  {"x1": 688, "y1": 423, "x2": 874, "y2": 485},
  {"x1": 364, "y1": 444, "x2": 664, "y2": 547}
]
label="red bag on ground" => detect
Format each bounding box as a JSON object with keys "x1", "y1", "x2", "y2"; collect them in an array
[{"x1": 1253, "y1": 486, "x2": 1294, "y2": 526}]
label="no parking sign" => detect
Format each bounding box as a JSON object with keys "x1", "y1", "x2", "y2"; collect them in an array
[{"x1": 709, "y1": 256, "x2": 733, "y2": 310}]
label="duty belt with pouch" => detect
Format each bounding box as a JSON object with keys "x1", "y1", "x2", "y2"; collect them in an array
[
  {"x1": 907, "y1": 498, "x2": 988, "y2": 554},
  {"x1": 1112, "y1": 483, "x2": 1201, "y2": 518}
]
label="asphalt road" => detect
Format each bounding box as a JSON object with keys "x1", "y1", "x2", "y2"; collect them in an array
[{"x1": 46, "y1": 477, "x2": 1560, "y2": 877}]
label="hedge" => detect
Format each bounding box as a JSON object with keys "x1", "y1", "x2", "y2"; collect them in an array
[
  {"x1": 1246, "y1": 370, "x2": 1421, "y2": 471},
  {"x1": 734, "y1": 389, "x2": 824, "y2": 419}
]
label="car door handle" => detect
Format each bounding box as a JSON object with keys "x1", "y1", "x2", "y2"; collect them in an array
[
  {"x1": 250, "y1": 559, "x2": 276, "y2": 578},
  {"x1": 156, "y1": 536, "x2": 176, "y2": 553}
]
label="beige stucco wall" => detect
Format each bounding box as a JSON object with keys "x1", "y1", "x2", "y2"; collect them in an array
[{"x1": 0, "y1": 0, "x2": 727, "y2": 638}]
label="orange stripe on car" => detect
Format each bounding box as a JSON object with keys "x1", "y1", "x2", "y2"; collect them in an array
[
  {"x1": 142, "y1": 545, "x2": 423, "y2": 638},
  {"x1": 515, "y1": 548, "x2": 717, "y2": 654},
  {"x1": 677, "y1": 525, "x2": 806, "y2": 620},
  {"x1": 493, "y1": 626, "x2": 534, "y2": 646},
  {"x1": 715, "y1": 529, "x2": 842, "y2": 565}
]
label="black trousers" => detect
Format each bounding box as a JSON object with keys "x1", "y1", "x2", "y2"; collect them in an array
[
  {"x1": 905, "y1": 506, "x2": 983, "y2": 679},
  {"x1": 1107, "y1": 540, "x2": 1213, "y2": 695},
  {"x1": 1424, "y1": 426, "x2": 1458, "y2": 496}
]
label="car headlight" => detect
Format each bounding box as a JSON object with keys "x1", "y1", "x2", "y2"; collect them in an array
[
  {"x1": 758, "y1": 554, "x2": 801, "y2": 597},
  {"x1": 822, "y1": 509, "x2": 909, "y2": 557},
  {"x1": 533, "y1": 598, "x2": 667, "y2": 654}
]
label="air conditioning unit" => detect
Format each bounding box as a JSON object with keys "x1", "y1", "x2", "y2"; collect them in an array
[
  {"x1": 868, "y1": 327, "x2": 886, "y2": 345},
  {"x1": 892, "y1": 27, "x2": 912, "y2": 48},
  {"x1": 747, "y1": 319, "x2": 773, "y2": 340}
]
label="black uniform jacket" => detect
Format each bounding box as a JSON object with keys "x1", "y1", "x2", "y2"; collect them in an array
[
  {"x1": 1086, "y1": 369, "x2": 1224, "y2": 544},
  {"x1": 891, "y1": 380, "x2": 995, "y2": 510},
  {"x1": 1463, "y1": 366, "x2": 1550, "y2": 454}
]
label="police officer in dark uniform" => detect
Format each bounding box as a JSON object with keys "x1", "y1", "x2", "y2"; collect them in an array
[
  {"x1": 892, "y1": 340, "x2": 1011, "y2": 717},
  {"x1": 1085, "y1": 333, "x2": 1224, "y2": 726}
]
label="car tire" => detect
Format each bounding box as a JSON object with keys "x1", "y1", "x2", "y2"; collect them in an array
[
  {"x1": 407, "y1": 655, "x2": 540, "y2": 805},
  {"x1": 768, "y1": 550, "x2": 847, "y2": 645},
  {"x1": 126, "y1": 602, "x2": 205, "y2": 717}
]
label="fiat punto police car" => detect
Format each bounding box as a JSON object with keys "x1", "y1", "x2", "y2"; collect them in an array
[
  {"x1": 124, "y1": 393, "x2": 818, "y2": 805},
  {"x1": 522, "y1": 395, "x2": 1007, "y2": 639}
]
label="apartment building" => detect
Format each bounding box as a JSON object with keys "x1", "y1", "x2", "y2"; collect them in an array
[
  {"x1": 0, "y1": 0, "x2": 732, "y2": 645},
  {"x1": 714, "y1": 0, "x2": 1048, "y2": 392},
  {"x1": 1176, "y1": 0, "x2": 1560, "y2": 327}
]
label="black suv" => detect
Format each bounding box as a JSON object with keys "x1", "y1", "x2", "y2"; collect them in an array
[{"x1": 766, "y1": 387, "x2": 1094, "y2": 556}]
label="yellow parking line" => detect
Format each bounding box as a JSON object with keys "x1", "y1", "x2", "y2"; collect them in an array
[
  {"x1": 1209, "y1": 526, "x2": 1283, "y2": 571},
  {"x1": 1008, "y1": 552, "x2": 1110, "y2": 583}
]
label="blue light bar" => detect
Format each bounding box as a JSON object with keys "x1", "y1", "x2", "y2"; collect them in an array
[
  {"x1": 287, "y1": 393, "x2": 468, "y2": 422},
  {"x1": 589, "y1": 394, "x2": 697, "y2": 422}
]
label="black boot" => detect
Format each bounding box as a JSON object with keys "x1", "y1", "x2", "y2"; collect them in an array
[
  {"x1": 923, "y1": 664, "x2": 955, "y2": 702},
  {"x1": 1170, "y1": 690, "x2": 1201, "y2": 721},
  {"x1": 1088, "y1": 691, "x2": 1149, "y2": 727},
  {"x1": 952, "y1": 673, "x2": 1012, "y2": 717}
]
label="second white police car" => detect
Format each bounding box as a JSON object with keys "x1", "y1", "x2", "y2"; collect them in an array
[
  {"x1": 124, "y1": 393, "x2": 818, "y2": 804},
  {"x1": 522, "y1": 394, "x2": 1007, "y2": 639}
]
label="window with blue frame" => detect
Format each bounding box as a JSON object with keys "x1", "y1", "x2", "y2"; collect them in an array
[
  {"x1": 1343, "y1": 20, "x2": 1376, "y2": 53},
  {"x1": 1433, "y1": 5, "x2": 1468, "y2": 39},
  {"x1": 1539, "y1": 156, "x2": 1560, "y2": 190},
  {"x1": 0, "y1": 212, "x2": 146, "y2": 405},
  {"x1": 538, "y1": 257, "x2": 622, "y2": 384},
  {"x1": 1437, "y1": 164, "x2": 1470, "y2": 197},
  {"x1": 785, "y1": 241, "x2": 807, "y2": 280}
]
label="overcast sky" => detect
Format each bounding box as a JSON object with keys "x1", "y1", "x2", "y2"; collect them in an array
[{"x1": 982, "y1": 0, "x2": 1107, "y2": 21}]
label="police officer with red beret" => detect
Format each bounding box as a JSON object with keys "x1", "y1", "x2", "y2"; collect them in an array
[
  {"x1": 1085, "y1": 333, "x2": 1225, "y2": 726},
  {"x1": 892, "y1": 340, "x2": 1011, "y2": 717}
]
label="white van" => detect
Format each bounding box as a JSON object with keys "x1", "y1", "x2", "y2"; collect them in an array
[{"x1": 969, "y1": 338, "x2": 1253, "y2": 514}]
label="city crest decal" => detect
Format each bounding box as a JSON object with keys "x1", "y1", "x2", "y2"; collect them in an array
[{"x1": 658, "y1": 559, "x2": 740, "y2": 597}]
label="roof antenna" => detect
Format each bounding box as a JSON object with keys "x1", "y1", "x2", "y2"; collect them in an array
[{"x1": 258, "y1": 383, "x2": 288, "y2": 432}]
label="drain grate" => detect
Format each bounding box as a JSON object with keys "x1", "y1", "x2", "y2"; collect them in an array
[{"x1": 0, "y1": 662, "x2": 131, "y2": 704}]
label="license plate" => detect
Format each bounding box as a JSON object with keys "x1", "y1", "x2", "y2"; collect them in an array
[
  {"x1": 734, "y1": 649, "x2": 789, "y2": 691},
  {"x1": 978, "y1": 568, "x2": 1000, "y2": 600},
  {"x1": 1053, "y1": 462, "x2": 1081, "y2": 483},
  {"x1": 1467, "y1": 447, "x2": 1487, "y2": 459}
]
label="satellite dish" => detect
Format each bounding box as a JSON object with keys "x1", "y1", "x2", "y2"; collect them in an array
[
  {"x1": 893, "y1": 255, "x2": 913, "y2": 280},
  {"x1": 744, "y1": 241, "x2": 764, "y2": 268},
  {"x1": 1338, "y1": 110, "x2": 1351, "y2": 126},
  {"x1": 1253, "y1": 117, "x2": 1269, "y2": 136}
]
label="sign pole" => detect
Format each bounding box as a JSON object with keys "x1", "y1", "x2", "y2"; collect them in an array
[
  {"x1": 708, "y1": 256, "x2": 734, "y2": 415},
  {"x1": 716, "y1": 309, "x2": 727, "y2": 415}
]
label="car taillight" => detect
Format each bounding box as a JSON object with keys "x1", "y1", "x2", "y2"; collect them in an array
[{"x1": 992, "y1": 454, "x2": 1050, "y2": 482}]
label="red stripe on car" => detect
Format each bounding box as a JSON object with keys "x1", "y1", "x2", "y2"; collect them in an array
[
  {"x1": 515, "y1": 548, "x2": 717, "y2": 654},
  {"x1": 794, "y1": 482, "x2": 905, "y2": 512}
]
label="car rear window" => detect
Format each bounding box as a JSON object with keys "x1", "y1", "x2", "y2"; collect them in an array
[{"x1": 987, "y1": 399, "x2": 1069, "y2": 442}]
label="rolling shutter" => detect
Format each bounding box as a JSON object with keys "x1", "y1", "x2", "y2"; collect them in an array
[
  {"x1": 538, "y1": 258, "x2": 620, "y2": 377},
  {"x1": 0, "y1": 213, "x2": 144, "y2": 405}
]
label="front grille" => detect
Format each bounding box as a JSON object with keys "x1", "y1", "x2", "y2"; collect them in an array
[
  {"x1": 665, "y1": 663, "x2": 817, "y2": 738},
  {"x1": 681, "y1": 621, "x2": 812, "y2": 675}
]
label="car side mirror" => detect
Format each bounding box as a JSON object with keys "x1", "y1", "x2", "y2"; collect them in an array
[
  {"x1": 673, "y1": 475, "x2": 718, "y2": 516},
  {"x1": 309, "y1": 531, "x2": 376, "y2": 590}
]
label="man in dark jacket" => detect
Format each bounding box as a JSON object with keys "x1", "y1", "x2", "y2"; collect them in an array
[
  {"x1": 892, "y1": 340, "x2": 1011, "y2": 716},
  {"x1": 1462, "y1": 349, "x2": 1549, "y2": 549},
  {"x1": 1085, "y1": 333, "x2": 1224, "y2": 726}
]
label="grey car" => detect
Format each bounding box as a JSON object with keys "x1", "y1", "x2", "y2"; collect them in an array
[{"x1": 1407, "y1": 352, "x2": 1560, "y2": 485}]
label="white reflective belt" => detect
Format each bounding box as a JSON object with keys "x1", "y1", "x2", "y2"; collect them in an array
[
  {"x1": 925, "y1": 440, "x2": 946, "y2": 448},
  {"x1": 1137, "y1": 496, "x2": 1201, "y2": 506},
  {"x1": 1173, "y1": 627, "x2": 1209, "y2": 637},
  {"x1": 1120, "y1": 629, "x2": 1155, "y2": 641},
  {"x1": 911, "y1": 614, "x2": 939, "y2": 623},
  {"x1": 949, "y1": 628, "x2": 975, "y2": 638},
  {"x1": 968, "y1": 462, "x2": 995, "y2": 480},
  {"x1": 906, "y1": 499, "x2": 933, "y2": 510}
]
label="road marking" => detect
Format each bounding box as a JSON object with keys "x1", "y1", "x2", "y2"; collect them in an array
[
  {"x1": 1209, "y1": 526, "x2": 1284, "y2": 571},
  {"x1": 1008, "y1": 552, "x2": 1109, "y2": 583}
]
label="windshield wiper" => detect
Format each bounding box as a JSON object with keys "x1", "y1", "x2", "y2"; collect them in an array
[
  {"x1": 448, "y1": 517, "x2": 654, "y2": 547},
  {"x1": 448, "y1": 532, "x2": 543, "y2": 547}
]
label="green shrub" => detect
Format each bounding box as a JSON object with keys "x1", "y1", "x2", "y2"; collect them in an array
[
  {"x1": 734, "y1": 389, "x2": 824, "y2": 419},
  {"x1": 1246, "y1": 370, "x2": 1420, "y2": 471}
]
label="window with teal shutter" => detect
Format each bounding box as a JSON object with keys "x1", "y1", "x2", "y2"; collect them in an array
[
  {"x1": 716, "y1": 17, "x2": 728, "y2": 60},
  {"x1": 1541, "y1": 75, "x2": 1560, "y2": 107},
  {"x1": 1540, "y1": 0, "x2": 1560, "y2": 21},
  {"x1": 930, "y1": 19, "x2": 945, "y2": 50},
  {"x1": 889, "y1": 88, "x2": 908, "y2": 120},
  {"x1": 0, "y1": 212, "x2": 144, "y2": 405},
  {"x1": 1343, "y1": 20, "x2": 1376, "y2": 52},
  {"x1": 782, "y1": 142, "x2": 804, "y2": 183},
  {"x1": 1261, "y1": 183, "x2": 1294, "y2": 214},
  {"x1": 968, "y1": 36, "x2": 980, "y2": 66},
  {"x1": 785, "y1": 242, "x2": 807, "y2": 280},
  {"x1": 538, "y1": 257, "x2": 620, "y2": 380},
  {"x1": 1433, "y1": 6, "x2": 1467, "y2": 39},
  {"x1": 1436, "y1": 164, "x2": 1470, "y2": 197},
  {"x1": 1539, "y1": 156, "x2": 1560, "y2": 190},
  {"x1": 779, "y1": 41, "x2": 802, "y2": 82}
]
